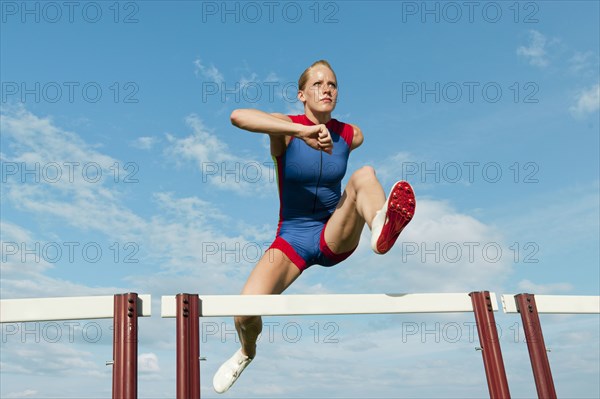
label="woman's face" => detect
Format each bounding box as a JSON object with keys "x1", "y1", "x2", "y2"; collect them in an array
[{"x1": 298, "y1": 65, "x2": 338, "y2": 114}]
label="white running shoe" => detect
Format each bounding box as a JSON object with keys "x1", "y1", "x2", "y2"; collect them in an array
[
  {"x1": 371, "y1": 181, "x2": 416, "y2": 254},
  {"x1": 213, "y1": 348, "x2": 253, "y2": 394}
]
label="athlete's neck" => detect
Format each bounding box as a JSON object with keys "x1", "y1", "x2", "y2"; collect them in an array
[{"x1": 304, "y1": 109, "x2": 331, "y2": 125}]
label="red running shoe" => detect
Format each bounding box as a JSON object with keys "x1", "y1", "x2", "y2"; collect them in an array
[{"x1": 371, "y1": 181, "x2": 416, "y2": 254}]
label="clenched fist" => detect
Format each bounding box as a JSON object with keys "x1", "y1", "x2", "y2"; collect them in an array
[{"x1": 298, "y1": 124, "x2": 333, "y2": 154}]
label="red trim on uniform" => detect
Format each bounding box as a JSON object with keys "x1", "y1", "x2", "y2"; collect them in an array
[
  {"x1": 339, "y1": 123, "x2": 354, "y2": 148},
  {"x1": 273, "y1": 154, "x2": 285, "y2": 236},
  {"x1": 288, "y1": 115, "x2": 303, "y2": 123},
  {"x1": 268, "y1": 236, "x2": 307, "y2": 271},
  {"x1": 319, "y1": 224, "x2": 356, "y2": 264}
]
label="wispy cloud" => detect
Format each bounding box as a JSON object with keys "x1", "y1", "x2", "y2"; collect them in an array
[
  {"x1": 0, "y1": 107, "x2": 145, "y2": 238},
  {"x1": 517, "y1": 30, "x2": 552, "y2": 68},
  {"x1": 193, "y1": 57, "x2": 225, "y2": 85},
  {"x1": 517, "y1": 279, "x2": 574, "y2": 294},
  {"x1": 2, "y1": 342, "x2": 105, "y2": 377},
  {"x1": 130, "y1": 136, "x2": 159, "y2": 150},
  {"x1": 0, "y1": 221, "x2": 127, "y2": 298},
  {"x1": 4, "y1": 390, "x2": 38, "y2": 398},
  {"x1": 193, "y1": 59, "x2": 301, "y2": 109},
  {"x1": 2, "y1": 106, "x2": 598, "y2": 398},
  {"x1": 138, "y1": 353, "x2": 160, "y2": 374},
  {"x1": 164, "y1": 114, "x2": 276, "y2": 196},
  {"x1": 0, "y1": 106, "x2": 273, "y2": 293},
  {"x1": 165, "y1": 114, "x2": 231, "y2": 163},
  {"x1": 569, "y1": 51, "x2": 599, "y2": 77},
  {"x1": 570, "y1": 83, "x2": 600, "y2": 118}
]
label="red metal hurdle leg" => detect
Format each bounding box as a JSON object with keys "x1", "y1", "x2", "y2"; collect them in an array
[
  {"x1": 515, "y1": 293, "x2": 557, "y2": 399},
  {"x1": 112, "y1": 293, "x2": 139, "y2": 399},
  {"x1": 176, "y1": 293, "x2": 200, "y2": 399},
  {"x1": 470, "y1": 291, "x2": 511, "y2": 399}
]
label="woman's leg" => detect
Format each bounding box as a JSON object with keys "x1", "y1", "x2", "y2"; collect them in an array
[
  {"x1": 324, "y1": 166, "x2": 415, "y2": 255},
  {"x1": 323, "y1": 166, "x2": 385, "y2": 253},
  {"x1": 213, "y1": 248, "x2": 301, "y2": 393},
  {"x1": 235, "y1": 248, "x2": 302, "y2": 357}
]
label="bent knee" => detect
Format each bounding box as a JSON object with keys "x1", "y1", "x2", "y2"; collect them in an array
[{"x1": 350, "y1": 166, "x2": 377, "y2": 186}]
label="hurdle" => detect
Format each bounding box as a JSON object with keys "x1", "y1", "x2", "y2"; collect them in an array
[
  {"x1": 502, "y1": 293, "x2": 600, "y2": 399},
  {"x1": 0, "y1": 293, "x2": 151, "y2": 399},
  {"x1": 161, "y1": 291, "x2": 510, "y2": 399}
]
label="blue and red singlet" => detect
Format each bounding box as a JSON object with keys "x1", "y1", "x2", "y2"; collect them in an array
[{"x1": 268, "y1": 114, "x2": 357, "y2": 271}]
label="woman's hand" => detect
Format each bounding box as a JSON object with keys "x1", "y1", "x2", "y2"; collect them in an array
[{"x1": 298, "y1": 124, "x2": 333, "y2": 154}]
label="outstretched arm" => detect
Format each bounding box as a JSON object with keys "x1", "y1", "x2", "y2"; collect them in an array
[
  {"x1": 230, "y1": 109, "x2": 300, "y2": 136},
  {"x1": 230, "y1": 108, "x2": 333, "y2": 154}
]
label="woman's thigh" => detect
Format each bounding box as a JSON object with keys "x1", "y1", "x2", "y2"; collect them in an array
[
  {"x1": 323, "y1": 166, "x2": 384, "y2": 254},
  {"x1": 322, "y1": 189, "x2": 366, "y2": 254},
  {"x1": 240, "y1": 248, "x2": 302, "y2": 295}
]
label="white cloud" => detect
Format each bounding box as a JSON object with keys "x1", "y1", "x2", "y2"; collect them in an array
[
  {"x1": 138, "y1": 353, "x2": 160, "y2": 373},
  {"x1": 0, "y1": 107, "x2": 149, "y2": 240},
  {"x1": 240, "y1": 72, "x2": 259, "y2": 89},
  {"x1": 2, "y1": 106, "x2": 597, "y2": 398},
  {"x1": 0, "y1": 221, "x2": 127, "y2": 298},
  {"x1": 0, "y1": 106, "x2": 283, "y2": 396},
  {"x1": 164, "y1": 114, "x2": 276, "y2": 196},
  {"x1": 130, "y1": 136, "x2": 159, "y2": 150},
  {"x1": 265, "y1": 71, "x2": 280, "y2": 82},
  {"x1": 568, "y1": 51, "x2": 599, "y2": 76},
  {"x1": 517, "y1": 279, "x2": 574, "y2": 294},
  {"x1": 4, "y1": 390, "x2": 38, "y2": 398},
  {"x1": 373, "y1": 151, "x2": 415, "y2": 185},
  {"x1": 517, "y1": 30, "x2": 550, "y2": 68},
  {"x1": 0, "y1": 106, "x2": 117, "y2": 185},
  {"x1": 210, "y1": 314, "x2": 495, "y2": 398},
  {"x1": 569, "y1": 83, "x2": 600, "y2": 118},
  {"x1": 193, "y1": 58, "x2": 224, "y2": 85},
  {"x1": 291, "y1": 196, "x2": 511, "y2": 298},
  {"x1": 280, "y1": 149, "x2": 518, "y2": 296},
  {"x1": 192, "y1": 60, "x2": 299, "y2": 108},
  {"x1": 3, "y1": 343, "x2": 104, "y2": 377},
  {"x1": 165, "y1": 114, "x2": 232, "y2": 164},
  {"x1": 0, "y1": 107, "x2": 271, "y2": 295}
]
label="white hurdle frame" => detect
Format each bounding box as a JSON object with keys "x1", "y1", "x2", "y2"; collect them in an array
[
  {"x1": 0, "y1": 293, "x2": 151, "y2": 399},
  {"x1": 4, "y1": 292, "x2": 597, "y2": 398},
  {"x1": 501, "y1": 294, "x2": 600, "y2": 314},
  {"x1": 161, "y1": 293, "x2": 495, "y2": 317},
  {"x1": 0, "y1": 294, "x2": 152, "y2": 322},
  {"x1": 161, "y1": 291, "x2": 511, "y2": 399}
]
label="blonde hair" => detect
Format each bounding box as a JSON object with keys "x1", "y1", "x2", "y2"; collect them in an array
[{"x1": 298, "y1": 60, "x2": 337, "y2": 90}]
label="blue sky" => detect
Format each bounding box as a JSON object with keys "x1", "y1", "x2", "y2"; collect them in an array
[{"x1": 1, "y1": 1, "x2": 599, "y2": 398}]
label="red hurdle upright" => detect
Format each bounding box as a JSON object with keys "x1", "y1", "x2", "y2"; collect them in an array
[
  {"x1": 470, "y1": 291, "x2": 511, "y2": 399},
  {"x1": 176, "y1": 293, "x2": 200, "y2": 399},
  {"x1": 514, "y1": 293, "x2": 557, "y2": 399},
  {"x1": 112, "y1": 292, "x2": 140, "y2": 399}
]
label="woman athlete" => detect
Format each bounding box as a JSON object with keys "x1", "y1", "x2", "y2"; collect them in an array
[{"x1": 213, "y1": 60, "x2": 416, "y2": 393}]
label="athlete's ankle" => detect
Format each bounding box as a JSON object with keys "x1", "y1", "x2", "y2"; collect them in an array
[
  {"x1": 370, "y1": 208, "x2": 385, "y2": 232},
  {"x1": 241, "y1": 345, "x2": 256, "y2": 359}
]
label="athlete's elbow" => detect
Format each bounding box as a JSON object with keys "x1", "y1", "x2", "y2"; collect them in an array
[{"x1": 230, "y1": 109, "x2": 244, "y2": 128}]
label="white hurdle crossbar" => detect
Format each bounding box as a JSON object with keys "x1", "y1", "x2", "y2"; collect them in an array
[
  {"x1": 501, "y1": 294, "x2": 600, "y2": 314},
  {"x1": 160, "y1": 293, "x2": 497, "y2": 317},
  {"x1": 0, "y1": 294, "x2": 152, "y2": 323},
  {"x1": 162, "y1": 291, "x2": 510, "y2": 399}
]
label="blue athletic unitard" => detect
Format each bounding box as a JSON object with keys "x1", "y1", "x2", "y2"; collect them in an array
[{"x1": 268, "y1": 114, "x2": 356, "y2": 271}]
